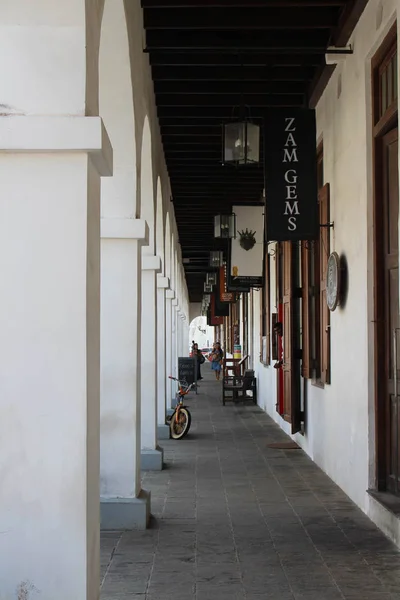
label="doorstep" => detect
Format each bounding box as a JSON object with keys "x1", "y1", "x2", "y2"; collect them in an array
[{"x1": 367, "y1": 489, "x2": 400, "y2": 548}]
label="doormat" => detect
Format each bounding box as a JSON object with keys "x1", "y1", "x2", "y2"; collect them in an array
[{"x1": 266, "y1": 441, "x2": 300, "y2": 449}]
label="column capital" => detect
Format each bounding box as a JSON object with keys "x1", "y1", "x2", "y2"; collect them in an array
[
  {"x1": 166, "y1": 290, "x2": 175, "y2": 300},
  {"x1": 101, "y1": 218, "x2": 149, "y2": 244},
  {"x1": 157, "y1": 275, "x2": 170, "y2": 289},
  {"x1": 0, "y1": 116, "x2": 113, "y2": 176},
  {"x1": 142, "y1": 255, "x2": 161, "y2": 272}
]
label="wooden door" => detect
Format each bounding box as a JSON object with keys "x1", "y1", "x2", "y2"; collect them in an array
[
  {"x1": 383, "y1": 129, "x2": 400, "y2": 494},
  {"x1": 282, "y1": 241, "x2": 301, "y2": 433}
]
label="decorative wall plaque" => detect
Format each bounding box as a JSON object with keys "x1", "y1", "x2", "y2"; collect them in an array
[{"x1": 326, "y1": 251, "x2": 341, "y2": 311}]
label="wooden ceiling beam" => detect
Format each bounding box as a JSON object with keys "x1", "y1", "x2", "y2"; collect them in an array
[
  {"x1": 142, "y1": 1, "x2": 346, "y2": 7},
  {"x1": 152, "y1": 66, "x2": 315, "y2": 81},
  {"x1": 144, "y1": 8, "x2": 338, "y2": 30},
  {"x1": 150, "y1": 53, "x2": 323, "y2": 67},
  {"x1": 154, "y1": 81, "x2": 307, "y2": 94},
  {"x1": 145, "y1": 30, "x2": 330, "y2": 52},
  {"x1": 157, "y1": 93, "x2": 305, "y2": 106}
]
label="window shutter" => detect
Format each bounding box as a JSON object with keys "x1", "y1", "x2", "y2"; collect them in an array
[
  {"x1": 319, "y1": 183, "x2": 331, "y2": 384},
  {"x1": 265, "y1": 252, "x2": 271, "y2": 365},
  {"x1": 282, "y1": 242, "x2": 301, "y2": 433},
  {"x1": 301, "y1": 242, "x2": 311, "y2": 379}
]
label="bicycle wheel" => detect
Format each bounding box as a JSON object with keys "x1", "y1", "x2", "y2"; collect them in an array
[{"x1": 170, "y1": 407, "x2": 191, "y2": 439}]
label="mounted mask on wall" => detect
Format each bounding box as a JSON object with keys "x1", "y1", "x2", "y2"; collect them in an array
[{"x1": 238, "y1": 228, "x2": 256, "y2": 251}]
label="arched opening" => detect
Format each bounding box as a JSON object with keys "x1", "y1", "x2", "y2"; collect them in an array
[
  {"x1": 170, "y1": 233, "x2": 175, "y2": 292},
  {"x1": 165, "y1": 212, "x2": 171, "y2": 280},
  {"x1": 99, "y1": 0, "x2": 136, "y2": 218},
  {"x1": 140, "y1": 117, "x2": 155, "y2": 254},
  {"x1": 155, "y1": 178, "x2": 164, "y2": 272},
  {"x1": 98, "y1": 0, "x2": 140, "y2": 514},
  {"x1": 189, "y1": 316, "x2": 214, "y2": 355}
]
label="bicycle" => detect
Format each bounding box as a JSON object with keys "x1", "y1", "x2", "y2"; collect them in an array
[{"x1": 167, "y1": 376, "x2": 194, "y2": 439}]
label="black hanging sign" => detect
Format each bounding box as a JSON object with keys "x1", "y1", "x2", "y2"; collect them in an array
[{"x1": 264, "y1": 109, "x2": 318, "y2": 242}]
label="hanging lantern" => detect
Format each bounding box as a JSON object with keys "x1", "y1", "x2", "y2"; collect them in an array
[
  {"x1": 214, "y1": 214, "x2": 236, "y2": 239},
  {"x1": 206, "y1": 272, "x2": 217, "y2": 286},
  {"x1": 209, "y1": 250, "x2": 224, "y2": 267},
  {"x1": 222, "y1": 118, "x2": 260, "y2": 166}
]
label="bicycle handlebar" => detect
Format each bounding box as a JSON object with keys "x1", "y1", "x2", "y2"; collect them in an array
[{"x1": 168, "y1": 375, "x2": 194, "y2": 391}]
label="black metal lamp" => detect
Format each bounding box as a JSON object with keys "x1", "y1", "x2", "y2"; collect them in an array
[
  {"x1": 214, "y1": 214, "x2": 236, "y2": 239},
  {"x1": 206, "y1": 272, "x2": 217, "y2": 286},
  {"x1": 209, "y1": 251, "x2": 224, "y2": 267},
  {"x1": 222, "y1": 110, "x2": 260, "y2": 166}
]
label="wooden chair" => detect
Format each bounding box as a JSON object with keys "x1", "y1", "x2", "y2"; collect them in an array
[{"x1": 222, "y1": 369, "x2": 257, "y2": 406}]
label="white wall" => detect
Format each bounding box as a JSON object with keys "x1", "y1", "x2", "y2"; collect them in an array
[{"x1": 253, "y1": 0, "x2": 399, "y2": 524}]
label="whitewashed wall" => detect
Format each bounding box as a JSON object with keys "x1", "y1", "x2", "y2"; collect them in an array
[{"x1": 252, "y1": 0, "x2": 400, "y2": 540}]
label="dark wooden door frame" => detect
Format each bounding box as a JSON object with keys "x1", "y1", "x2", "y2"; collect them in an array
[{"x1": 372, "y1": 23, "x2": 398, "y2": 491}]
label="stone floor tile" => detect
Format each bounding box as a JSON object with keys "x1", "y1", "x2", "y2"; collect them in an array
[{"x1": 100, "y1": 372, "x2": 400, "y2": 600}]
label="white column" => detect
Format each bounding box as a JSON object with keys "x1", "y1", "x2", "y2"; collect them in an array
[
  {"x1": 140, "y1": 255, "x2": 163, "y2": 470},
  {"x1": 100, "y1": 218, "x2": 150, "y2": 529},
  {"x1": 157, "y1": 276, "x2": 170, "y2": 439},
  {"x1": 165, "y1": 290, "x2": 174, "y2": 410},
  {"x1": 0, "y1": 116, "x2": 111, "y2": 600},
  {"x1": 172, "y1": 298, "x2": 179, "y2": 399}
]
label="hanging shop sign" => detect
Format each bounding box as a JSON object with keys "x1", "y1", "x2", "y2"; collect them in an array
[
  {"x1": 230, "y1": 205, "x2": 264, "y2": 287},
  {"x1": 210, "y1": 293, "x2": 224, "y2": 325},
  {"x1": 264, "y1": 109, "x2": 319, "y2": 242},
  {"x1": 219, "y1": 266, "x2": 236, "y2": 303},
  {"x1": 226, "y1": 242, "x2": 251, "y2": 293},
  {"x1": 214, "y1": 282, "x2": 230, "y2": 317}
]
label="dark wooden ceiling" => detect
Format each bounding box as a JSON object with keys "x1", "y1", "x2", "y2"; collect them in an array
[{"x1": 141, "y1": 0, "x2": 368, "y2": 301}]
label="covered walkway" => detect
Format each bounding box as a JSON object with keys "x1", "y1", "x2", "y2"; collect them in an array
[{"x1": 100, "y1": 373, "x2": 400, "y2": 600}]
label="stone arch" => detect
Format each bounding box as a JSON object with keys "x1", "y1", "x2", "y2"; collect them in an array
[
  {"x1": 170, "y1": 233, "x2": 176, "y2": 292},
  {"x1": 99, "y1": 0, "x2": 136, "y2": 218},
  {"x1": 155, "y1": 178, "x2": 165, "y2": 273},
  {"x1": 165, "y1": 212, "x2": 171, "y2": 280},
  {"x1": 189, "y1": 316, "x2": 214, "y2": 351},
  {"x1": 140, "y1": 116, "x2": 155, "y2": 254}
]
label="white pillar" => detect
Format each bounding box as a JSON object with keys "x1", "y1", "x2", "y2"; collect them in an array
[
  {"x1": 157, "y1": 276, "x2": 170, "y2": 439},
  {"x1": 165, "y1": 290, "x2": 174, "y2": 410},
  {"x1": 172, "y1": 298, "x2": 179, "y2": 399},
  {"x1": 140, "y1": 255, "x2": 163, "y2": 470},
  {"x1": 0, "y1": 116, "x2": 111, "y2": 600},
  {"x1": 100, "y1": 218, "x2": 150, "y2": 530}
]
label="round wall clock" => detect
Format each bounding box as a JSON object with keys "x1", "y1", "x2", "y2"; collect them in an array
[{"x1": 326, "y1": 251, "x2": 341, "y2": 311}]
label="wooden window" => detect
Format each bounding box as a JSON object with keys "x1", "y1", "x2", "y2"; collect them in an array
[
  {"x1": 242, "y1": 293, "x2": 249, "y2": 357},
  {"x1": 379, "y1": 44, "x2": 397, "y2": 120},
  {"x1": 319, "y1": 184, "x2": 331, "y2": 384},
  {"x1": 301, "y1": 145, "x2": 331, "y2": 384},
  {"x1": 301, "y1": 241, "x2": 311, "y2": 378},
  {"x1": 260, "y1": 249, "x2": 271, "y2": 364},
  {"x1": 282, "y1": 241, "x2": 301, "y2": 433}
]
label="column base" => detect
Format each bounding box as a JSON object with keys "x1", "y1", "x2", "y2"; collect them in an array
[
  {"x1": 158, "y1": 424, "x2": 171, "y2": 440},
  {"x1": 100, "y1": 489, "x2": 151, "y2": 530},
  {"x1": 141, "y1": 445, "x2": 164, "y2": 470}
]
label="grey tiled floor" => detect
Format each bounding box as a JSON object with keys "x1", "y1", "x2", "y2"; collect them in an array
[{"x1": 100, "y1": 372, "x2": 400, "y2": 599}]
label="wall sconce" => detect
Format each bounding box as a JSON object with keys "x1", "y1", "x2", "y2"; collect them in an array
[{"x1": 214, "y1": 214, "x2": 236, "y2": 239}]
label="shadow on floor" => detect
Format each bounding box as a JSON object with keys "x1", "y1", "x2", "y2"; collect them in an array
[{"x1": 101, "y1": 372, "x2": 400, "y2": 600}]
